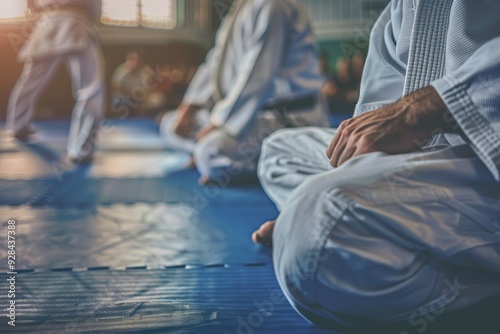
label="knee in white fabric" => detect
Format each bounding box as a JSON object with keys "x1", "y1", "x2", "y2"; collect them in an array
[
  {"x1": 261, "y1": 128, "x2": 300, "y2": 149},
  {"x1": 258, "y1": 126, "x2": 333, "y2": 171},
  {"x1": 194, "y1": 131, "x2": 252, "y2": 181},
  {"x1": 257, "y1": 128, "x2": 297, "y2": 177},
  {"x1": 273, "y1": 174, "x2": 466, "y2": 326}
]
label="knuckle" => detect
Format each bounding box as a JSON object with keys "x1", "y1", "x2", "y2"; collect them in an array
[
  {"x1": 338, "y1": 119, "x2": 349, "y2": 130},
  {"x1": 357, "y1": 137, "x2": 376, "y2": 153}
]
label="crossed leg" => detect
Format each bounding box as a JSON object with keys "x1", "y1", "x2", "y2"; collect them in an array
[{"x1": 254, "y1": 127, "x2": 500, "y2": 326}]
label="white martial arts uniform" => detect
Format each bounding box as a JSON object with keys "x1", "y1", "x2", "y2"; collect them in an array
[
  {"x1": 7, "y1": 0, "x2": 105, "y2": 161},
  {"x1": 160, "y1": 0, "x2": 329, "y2": 181},
  {"x1": 258, "y1": 0, "x2": 500, "y2": 327}
]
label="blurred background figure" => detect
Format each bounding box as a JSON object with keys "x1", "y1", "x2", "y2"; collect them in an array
[
  {"x1": 319, "y1": 51, "x2": 337, "y2": 108},
  {"x1": 321, "y1": 53, "x2": 365, "y2": 114},
  {"x1": 6, "y1": 0, "x2": 106, "y2": 164},
  {"x1": 111, "y1": 50, "x2": 166, "y2": 118},
  {"x1": 160, "y1": 0, "x2": 330, "y2": 185}
]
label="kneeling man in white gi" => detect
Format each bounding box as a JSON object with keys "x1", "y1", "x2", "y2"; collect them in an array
[
  {"x1": 160, "y1": 0, "x2": 330, "y2": 185},
  {"x1": 253, "y1": 0, "x2": 500, "y2": 329}
]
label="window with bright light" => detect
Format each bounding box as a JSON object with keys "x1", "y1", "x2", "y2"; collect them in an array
[
  {"x1": 0, "y1": 0, "x2": 203, "y2": 32},
  {"x1": 142, "y1": 0, "x2": 177, "y2": 29},
  {"x1": 102, "y1": 0, "x2": 177, "y2": 29},
  {"x1": 0, "y1": 0, "x2": 27, "y2": 21}
]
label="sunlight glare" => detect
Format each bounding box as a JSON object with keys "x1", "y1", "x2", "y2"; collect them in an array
[
  {"x1": 0, "y1": 0, "x2": 27, "y2": 21},
  {"x1": 141, "y1": 0, "x2": 176, "y2": 29},
  {"x1": 101, "y1": 0, "x2": 140, "y2": 26}
]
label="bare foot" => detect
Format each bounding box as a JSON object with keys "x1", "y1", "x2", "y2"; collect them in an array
[{"x1": 252, "y1": 220, "x2": 276, "y2": 246}]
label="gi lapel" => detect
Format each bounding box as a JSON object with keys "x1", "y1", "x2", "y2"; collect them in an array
[
  {"x1": 212, "y1": 0, "x2": 247, "y2": 101},
  {"x1": 403, "y1": 0, "x2": 453, "y2": 95}
]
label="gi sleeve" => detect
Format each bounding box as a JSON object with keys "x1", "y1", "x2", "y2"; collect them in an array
[
  {"x1": 354, "y1": 2, "x2": 407, "y2": 116},
  {"x1": 432, "y1": 35, "x2": 500, "y2": 180},
  {"x1": 182, "y1": 47, "x2": 218, "y2": 108}
]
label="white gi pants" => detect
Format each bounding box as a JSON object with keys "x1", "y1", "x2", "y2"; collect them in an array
[
  {"x1": 258, "y1": 127, "x2": 500, "y2": 327},
  {"x1": 7, "y1": 38, "x2": 105, "y2": 160}
]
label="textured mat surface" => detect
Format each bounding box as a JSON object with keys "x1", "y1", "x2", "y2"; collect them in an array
[
  {"x1": 0, "y1": 120, "x2": 268, "y2": 207},
  {"x1": 0, "y1": 266, "x2": 338, "y2": 334},
  {"x1": 0, "y1": 203, "x2": 275, "y2": 271},
  {"x1": 1, "y1": 267, "x2": 498, "y2": 334},
  {"x1": 0, "y1": 145, "x2": 190, "y2": 180},
  {"x1": 0, "y1": 179, "x2": 59, "y2": 205},
  {"x1": 30, "y1": 170, "x2": 272, "y2": 207},
  {"x1": 0, "y1": 171, "x2": 271, "y2": 207},
  {"x1": 0, "y1": 120, "x2": 187, "y2": 181}
]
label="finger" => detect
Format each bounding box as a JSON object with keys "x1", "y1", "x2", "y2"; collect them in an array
[
  {"x1": 326, "y1": 119, "x2": 350, "y2": 158},
  {"x1": 337, "y1": 143, "x2": 357, "y2": 167},
  {"x1": 329, "y1": 135, "x2": 348, "y2": 168},
  {"x1": 326, "y1": 127, "x2": 342, "y2": 158}
]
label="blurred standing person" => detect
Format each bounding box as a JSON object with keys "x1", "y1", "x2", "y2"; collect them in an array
[
  {"x1": 346, "y1": 53, "x2": 365, "y2": 104},
  {"x1": 7, "y1": 0, "x2": 105, "y2": 164},
  {"x1": 319, "y1": 51, "x2": 337, "y2": 107}
]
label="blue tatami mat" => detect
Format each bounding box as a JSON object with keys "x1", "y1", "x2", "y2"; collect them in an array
[
  {"x1": 0, "y1": 179, "x2": 60, "y2": 205},
  {"x1": 0, "y1": 266, "x2": 337, "y2": 334},
  {"x1": 0, "y1": 170, "x2": 272, "y2": 206},
  {"x1": 28, "y1": 169, "x2": 273, "y2": 207},
  {"x1": 0, "y1": 203, "x2": 276, "y2": 271},
  {"x1": 1, "y1": 267, "x2": 498, "y2": 334},
  {"x1": 0, "y1": 120, "x2": 271, "y2": 207},
  {"x1": 2, "y1": 119, "x2": 499, "y2": 334}
]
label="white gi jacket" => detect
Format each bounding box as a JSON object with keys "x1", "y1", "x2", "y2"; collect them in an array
[
  {"x1": 357, "y1": 0, "x2": 500, "y2": 180},
  {"x1": 182, "y1": 0, "x2": 327, "y2": 138},
  {"x1": 18, "y1": 0, "x2": 101, "y2": 62}
]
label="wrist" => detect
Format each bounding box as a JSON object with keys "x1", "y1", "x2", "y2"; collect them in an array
[{"x1": 403, "y1": 86, "x2": 458, "y2": 134}]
